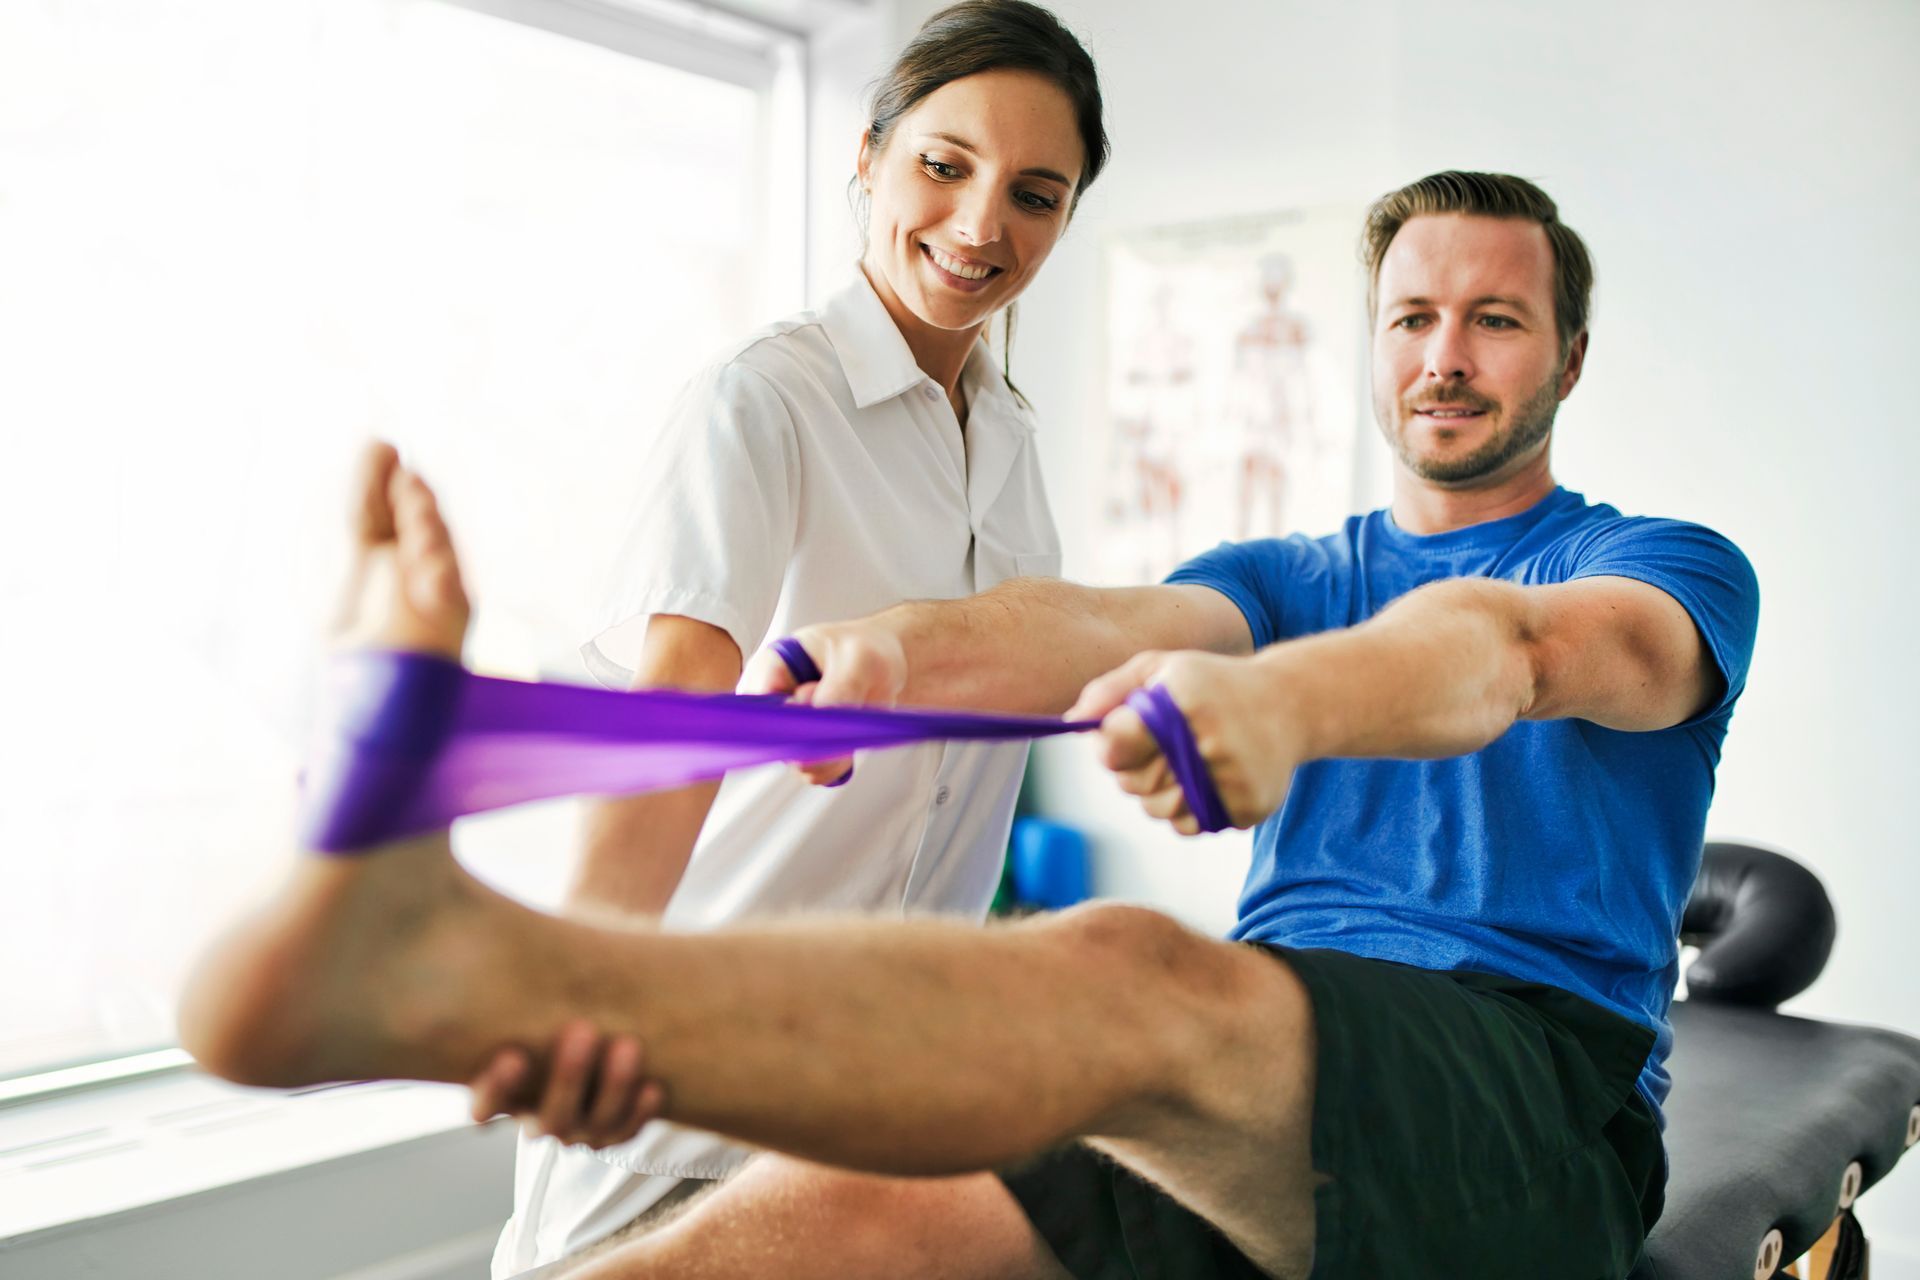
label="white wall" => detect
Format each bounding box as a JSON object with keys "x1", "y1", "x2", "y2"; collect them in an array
[
  {"x1": 887, "y1": 0, "x2": 1920, "y2": 1261},
  {"x1": 805, "y1": 3, "x2": 892, "y2": 296}
]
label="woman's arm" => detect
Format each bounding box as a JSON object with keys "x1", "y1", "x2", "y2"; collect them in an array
[{"x1": 564, "y1": 614, "x2": 742, "y2": 918}]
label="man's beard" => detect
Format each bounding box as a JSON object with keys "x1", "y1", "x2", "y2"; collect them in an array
[{"x1": 1381, "y1": 371, "x2": 1561, "y2": 485}]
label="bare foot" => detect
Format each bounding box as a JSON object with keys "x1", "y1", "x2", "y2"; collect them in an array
[{"x1": 177, "y1": 443, "x2": 509, "y2": 1088}]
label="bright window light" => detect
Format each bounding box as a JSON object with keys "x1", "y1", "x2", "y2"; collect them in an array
[{"x1": 0, "y1": 0, "x2": 801, "y2": 1083}]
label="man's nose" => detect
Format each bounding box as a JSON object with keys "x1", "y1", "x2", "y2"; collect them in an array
[{"x1": 1423, "y1": 318, "x2": 1475, "y2": 382}]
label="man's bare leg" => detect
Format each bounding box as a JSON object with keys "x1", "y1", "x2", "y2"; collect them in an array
[
  {"x1": 535, "y1": 1175, "x2": 725, "y2": 1278},
  {"x1": 556, "y1": 1162, "x2": 1066, "y2": 1280},
  {"x1": 177, "y1": 446, "x2": 1319, "y2": 1277}
]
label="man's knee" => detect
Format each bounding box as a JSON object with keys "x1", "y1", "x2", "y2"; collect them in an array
[
  {"x1": 1041, "y1": 901, "x2": 1286, "y2": 1010},
  {"x1": 1044, "y1": 898, "x2": 1178, "y2": 943},
  {"x1": 1035, "y1": 903, "x2": 1313, "y2": 1119}
]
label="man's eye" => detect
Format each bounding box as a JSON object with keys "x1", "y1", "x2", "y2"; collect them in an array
[
  {"x1": 1393, "y1": 315, "x2": 1429, "y2": 330},
  {"x1": 1479, "y1": 315, "x2": 1517, "y2": 329},
  {"x1": 921, "y1": 156, "x2": 960, "y2": 179}
]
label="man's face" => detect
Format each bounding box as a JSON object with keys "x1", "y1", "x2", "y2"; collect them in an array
[{"x1": 1370, "y1": 214, "x2": 1584, "y2": 487}]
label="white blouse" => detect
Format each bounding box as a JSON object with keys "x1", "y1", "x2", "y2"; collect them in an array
[{"x1": 496, "y1": 271, "x2": 1061, "y2": 1275}]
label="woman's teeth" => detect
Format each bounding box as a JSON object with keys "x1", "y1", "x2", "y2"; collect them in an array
[{"x1": 926, "y1": 245, "x2": 995, "y2": 281}]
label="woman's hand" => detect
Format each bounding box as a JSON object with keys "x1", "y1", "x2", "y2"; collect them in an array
[
  {"x1": 468, "y1": 1021, "x2": 665, "y2": 1149},
  {"x1": 739, "y1": 622, "x2": 912, "y2": 786}
]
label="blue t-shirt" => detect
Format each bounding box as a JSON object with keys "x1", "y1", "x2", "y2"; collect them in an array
[{"x1": 1166, "y1": 487, "x2": 1759, "y2": 1117}]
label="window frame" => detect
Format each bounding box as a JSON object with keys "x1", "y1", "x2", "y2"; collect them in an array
[{"x1": 0, "y1": 0, "x2": 810, "y2": 1114}]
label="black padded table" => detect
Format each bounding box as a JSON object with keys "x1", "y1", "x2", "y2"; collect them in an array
[
  {"x1": 1631, "y1": 844, "x2": 1920, "y2": 1280},
  {"x1": 1637, "y1": 1002, "x2": 1920, "y2": 1278}
]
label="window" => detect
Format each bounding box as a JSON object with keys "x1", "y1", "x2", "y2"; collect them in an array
[{"x1": 0, "y1": 0, "x2": 805, "y2": 1084}]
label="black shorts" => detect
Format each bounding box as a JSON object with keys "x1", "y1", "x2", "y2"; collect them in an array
[{"x1": 1000, "y1": 946, "x2": 1666, "y2": 1280}]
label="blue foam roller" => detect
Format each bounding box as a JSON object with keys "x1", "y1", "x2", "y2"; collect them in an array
[{"x1": 1009, "y1": 817, "x2": 1090, "y2": 909}]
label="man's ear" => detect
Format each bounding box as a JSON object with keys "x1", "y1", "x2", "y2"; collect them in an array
[{"x1": 1558, "y1": 329, "x2": 1590, "y2": 399}]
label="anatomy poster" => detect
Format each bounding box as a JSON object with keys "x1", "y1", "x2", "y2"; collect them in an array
[{"x1": 1098, "y1": 209, "x2": 1368, "y2": 585}]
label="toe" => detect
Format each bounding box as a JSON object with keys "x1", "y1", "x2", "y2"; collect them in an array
[
  {"x1": 330, "y1": 442, "x2": 403, "y2": 641},
  {"x1": 351, "y1": 442, "x2": 401, "y2": 547},
  {"x1": 388, "y1": 467, "x2": 472, "y2": 652}
]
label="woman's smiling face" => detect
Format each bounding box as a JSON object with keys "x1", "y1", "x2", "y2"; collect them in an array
[{"x1": 858, "y1": 68, "x2": 1084, "y2": 341}]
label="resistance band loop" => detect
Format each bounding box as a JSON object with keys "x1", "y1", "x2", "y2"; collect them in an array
[
  {"x1": 1123, "y1": 685, "x2": 1233, "y2": 834},
  {"x1": 298, "y1": 643, "x2": 1232, "y2": 853},
  {"x1": 767, "y1": 637, "x2": 852, "y2": 786},
  {"x1": 770, "y1": 636, "x2": 824, "y2": 686}
]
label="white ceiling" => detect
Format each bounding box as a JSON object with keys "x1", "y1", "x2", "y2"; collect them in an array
[{"x1": 695, "y1": 0, "x2": 875, "y2": 36}]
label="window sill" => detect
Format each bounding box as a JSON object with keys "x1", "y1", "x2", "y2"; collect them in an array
[{"x1": 0, "y1": 1067, "x2": 498, "y2": 1245}]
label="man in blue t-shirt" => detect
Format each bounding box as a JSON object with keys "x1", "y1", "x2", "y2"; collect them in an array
[
  {"x1": 184, "y1": 171, "x2": 1755, "y2": 1280},
  {"x1": 450, "y1": 171, "x2": 1759, "y2": 1280}
]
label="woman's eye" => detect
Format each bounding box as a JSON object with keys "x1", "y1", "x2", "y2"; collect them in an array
[
  {"x1": 1016, "y1": 190, "x2": 1061, "y2": 212},
  {"x1": 920, "y1": 156, "x2": 960, "y2": 179}
]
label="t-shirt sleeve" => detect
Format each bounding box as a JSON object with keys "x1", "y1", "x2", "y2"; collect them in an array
[
  {"x1": 1563, "y1": 518, "x2": 1760, "y2": 722},
  {"x1": 582, "y1": 361, "x2": 800, "y2": 688},
  {"x1": 1164, "y1": 537, "x2": 1307, "y2": 650}
]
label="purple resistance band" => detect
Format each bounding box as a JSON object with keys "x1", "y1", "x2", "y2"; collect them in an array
[
  {"x1": 765, "y1": 636, "x2": 856, "y2": 787},
  {"x1": 1123, "y1": 685, "x2": 1233, "y2": 835},
  {"x1": 769, "y1": 636, "x2": 824, "y2": 686},
  {"x1": 297, "y1": 643, "x2": 1233, "y2": 853}
]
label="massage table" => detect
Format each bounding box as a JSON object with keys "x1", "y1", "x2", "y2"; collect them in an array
[{"x1": 1632, "y1": 842, "x2": 1920, "y2": 1279}]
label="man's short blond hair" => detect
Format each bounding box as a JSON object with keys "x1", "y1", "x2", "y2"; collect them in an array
[{"x1": 1362, "y1": 171, "x2": 1594, "y2": 353}]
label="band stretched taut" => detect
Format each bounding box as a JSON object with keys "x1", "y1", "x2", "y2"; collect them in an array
[{"x1": 294, "y1": 646, "x2": 1219, "y2": 853}]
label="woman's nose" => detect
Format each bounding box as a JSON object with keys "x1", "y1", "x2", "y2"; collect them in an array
[{"x1": 947, "y1": 183, "x2": 1005, "y2": 249}]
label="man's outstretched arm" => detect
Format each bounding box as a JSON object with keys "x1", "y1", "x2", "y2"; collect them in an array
[
  {"x1": 1077, "y1": 574, "x2": 1722, "y2": 832},
  {"x1": 1261, "y1": 572, "x2": 1719, "y2": 748}
]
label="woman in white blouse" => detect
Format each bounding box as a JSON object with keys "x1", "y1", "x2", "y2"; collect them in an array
[{"x1": 486, "y1": 3, "x2": 1110, "y2": 1273}]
